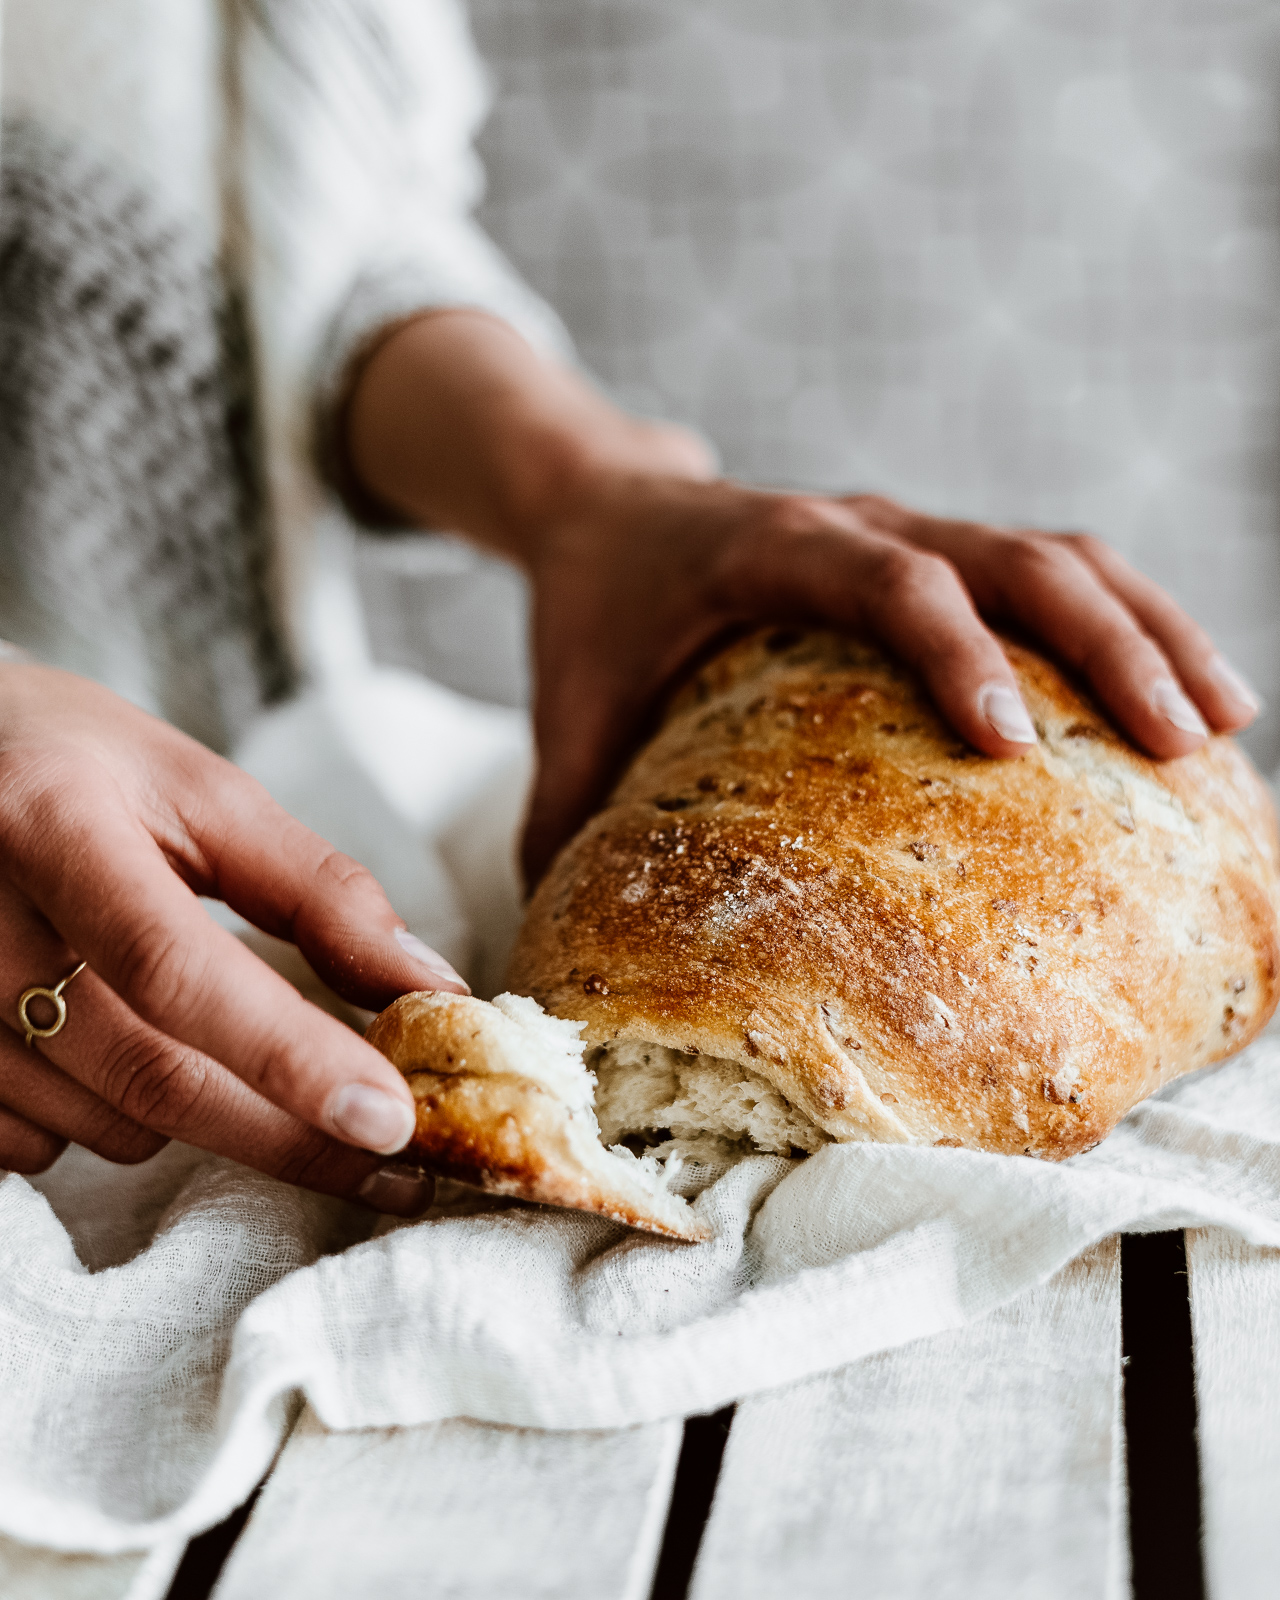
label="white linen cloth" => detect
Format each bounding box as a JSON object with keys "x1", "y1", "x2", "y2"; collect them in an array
[{"x1": 2, "y1": 666, "x2": 1280, "y2": 1559}]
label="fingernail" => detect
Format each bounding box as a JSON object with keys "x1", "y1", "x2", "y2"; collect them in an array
[
  {"x1": 978, "y1": 683, "x2": 1037, "y2": 745},
  {"x1": 1207, "y1": 654, "x2": 1264, "y2": 715},
  {"x1": 393, "y1": 928, "x2": 469, "y2": 994},
  {"x1": 331, "y1": 1083, "x2": 416, "y2": 1154},
  {"x1": 357, "y1": 1161, "x2": 435, "y2": 1218},
  {"x1": 1151, "y1": 677, "x2": 1209, "y2": 737}
]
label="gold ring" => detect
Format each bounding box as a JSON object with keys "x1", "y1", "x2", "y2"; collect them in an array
[{"x1": 18, "y1": 961, "x2": 88, "y2": 1047}]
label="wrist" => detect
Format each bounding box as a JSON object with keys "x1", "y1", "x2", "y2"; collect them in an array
[
  {"x1": 506, "y1": 418, "x2": 717, "y2": 560},
  {"x1": 344, "y1": 308, "x2": 715, "y2": 564}
]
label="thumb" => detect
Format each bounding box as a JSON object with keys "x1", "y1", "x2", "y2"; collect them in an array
[{"x1": 522, "y1": 655, "x2": 631, "y2": 891}]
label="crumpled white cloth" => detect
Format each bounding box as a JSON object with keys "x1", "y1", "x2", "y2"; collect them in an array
[
  {"x1": 6, "y1": 1043, "x2": 1280, "y2": 1555},
  {"x1": 4, "y1": 665, "x2": 1280, "y2": 1556}
]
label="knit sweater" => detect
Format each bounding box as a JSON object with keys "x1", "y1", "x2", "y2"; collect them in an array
[{"x1": 0, "y1": 0, "x2": 568, "y2": 750}]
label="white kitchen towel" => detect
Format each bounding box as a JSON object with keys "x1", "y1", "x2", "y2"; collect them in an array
[{"x1": 3, "y1": 668, "x2": 1280, "y2": 1556}]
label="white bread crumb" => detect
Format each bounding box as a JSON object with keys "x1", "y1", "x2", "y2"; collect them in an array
[
  {"x1": 487, "y1": 993, "x2": 688, "y2": 1204},
  {"x1": 591, "y1": 1039, "x2": 829, "y2": 1160}
]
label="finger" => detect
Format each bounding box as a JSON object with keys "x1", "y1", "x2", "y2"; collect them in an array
[
  {"x1": 1053, "y1": 533, "x2": 1262, "y2": 731},
  {"x1": 524, "y1": 676, "x2": 622, "y2": 889},
  {"x1": 526, "y1": 503, "x2": 1044, "y2": 885},
  {"x1": 7, "y1": 802, "x2": 424, "y2": 1158},
  {"x1": 0, "y1": 1021, "x2": 165, "y2": 1165},
  {"x1": 0, "y1": 1102, "x2": 67, "y2": 1174},
  {"x1": 42, "y1": 993, "x2": 434, "y2": 1215},
  {"x1": 722, "y1": 498, "x2": 1041, "y2": 757},
  {"x1": 846, "y1": 505, "x2": 1212, "y2": 758},
  {"x1": 160, "y1": 753, "x2": 469, "y2": 1007},
  {"x1": 0, "y1": 903, "x2": 433, "y2": 1215},
  {"x1": 230, "y1": 828, "x2": 470, "y2": 1008},
  {"x1": 956, "y1": 535, "x2": 1208, "y2": 757},
  {"x1": 523, "y1": 619, "x2": 669, "y2": 887},
  {"x1": 523, "y1": 579, "x2": 749, "y2": 886}
]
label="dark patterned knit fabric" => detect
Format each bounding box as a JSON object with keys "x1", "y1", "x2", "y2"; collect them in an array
[{"x1": 0, "y1": 118, "x2": 292, "y2": 752}]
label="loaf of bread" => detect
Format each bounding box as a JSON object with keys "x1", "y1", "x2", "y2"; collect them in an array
[
  {"x1": 508, "y1": 628, "x2": 1280, "y2": 1164},
  {"x1": 364, "y1": 989, "x2": 711, "y2": 1240}
]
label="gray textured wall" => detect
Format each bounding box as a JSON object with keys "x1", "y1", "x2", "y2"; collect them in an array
[
  {"x1": 367, "y1": 0, "x2": 1280, "y2": 772},
  {"x1": 469, "y1": 0, "x2": 1280, "y2": 767}
]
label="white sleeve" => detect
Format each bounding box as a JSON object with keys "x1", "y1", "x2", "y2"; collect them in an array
[{"x1": 236, "y1": 0, "x2": 574, "y2": 516}]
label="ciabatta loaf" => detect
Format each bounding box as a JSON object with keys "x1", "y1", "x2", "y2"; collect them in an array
[{"x1": 509, "y1": 628, "x2": 1280, "y2": 1162}]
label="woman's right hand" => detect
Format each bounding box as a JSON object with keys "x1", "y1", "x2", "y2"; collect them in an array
[{"x1": 0, "y1": 659, "x2": 467, "y2": 1215}]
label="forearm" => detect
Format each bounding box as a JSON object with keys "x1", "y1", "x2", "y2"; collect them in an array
[{"x1": 343, "y1": 308, "x2": 712, "y2": 562}]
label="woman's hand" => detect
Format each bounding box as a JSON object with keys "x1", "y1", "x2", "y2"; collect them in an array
[
  {"x1": 520, "y1": 481, "x2": 1262, "y2": 881},
  {"x1": 347, "y1": 309, "x2": 1262, "y2": 885},
  {"x1": 0, "y1": 660, "x2": 465, "y2": 1211}
]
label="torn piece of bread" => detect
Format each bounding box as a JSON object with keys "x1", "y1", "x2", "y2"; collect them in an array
[
  {"x1": 364, "y1": 990, "x2": 711, "y2": 1241},
  {"x1": 510, "y1": 627, "x2": 1280, "y2": 1162}
]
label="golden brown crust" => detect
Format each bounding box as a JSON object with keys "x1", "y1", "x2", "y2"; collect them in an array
[
  {"x1": 510, "y1": 628, "x2": 1280, "y2": 1160},
  {"x1": 365, "y1": 992, "x2": 710, "y2": 1240}
]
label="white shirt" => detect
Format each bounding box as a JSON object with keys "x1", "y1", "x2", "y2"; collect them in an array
[{"x1": 0, "y1": 0, "x2": 567, "y2": 744}]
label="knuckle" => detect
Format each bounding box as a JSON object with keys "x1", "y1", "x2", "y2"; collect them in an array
[
  {"x1": 108, "y1": 916, "x2": 201, "y2": 1023},
  {"x1": 1058, "y1": 530, "x2": 1107, "y2": 562},
  {"x1": 1002, "y1": 533, "x2": 1072, "y2": 581},
  {"x1": 1076, "y1": 619, "x2": 1147, "y2": 678},
  {"x1": 873, "y1": 545, "x2": 956, "y2": 599},
  {"x1": 291, "y1": 847, "x2": 394, "y2": 961},
  {"x1": 758, "y1": 494, "x2": 838, "y2": 541},
  {"x1": 249, "y1": 1034, "x2": 305, "y2": 1111},
  {"x1": 311, "y1": 845, "x2": 378, "y2": 901},
  {"x1": 105, "y1": 1033, "x2": 211, "y2": 1132},
  {"x1": 292, "y1": 844, "x2": 382, "y2": 934},
  {"x1": 867, "y1": 545, "x2": 915, "y2": 589},
  {"x1": 846, "y1": 493, "x2": 904, "y2": 527},
  {"x1": 0, "y1": 749, "x2": 79, "y2": 860}
]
